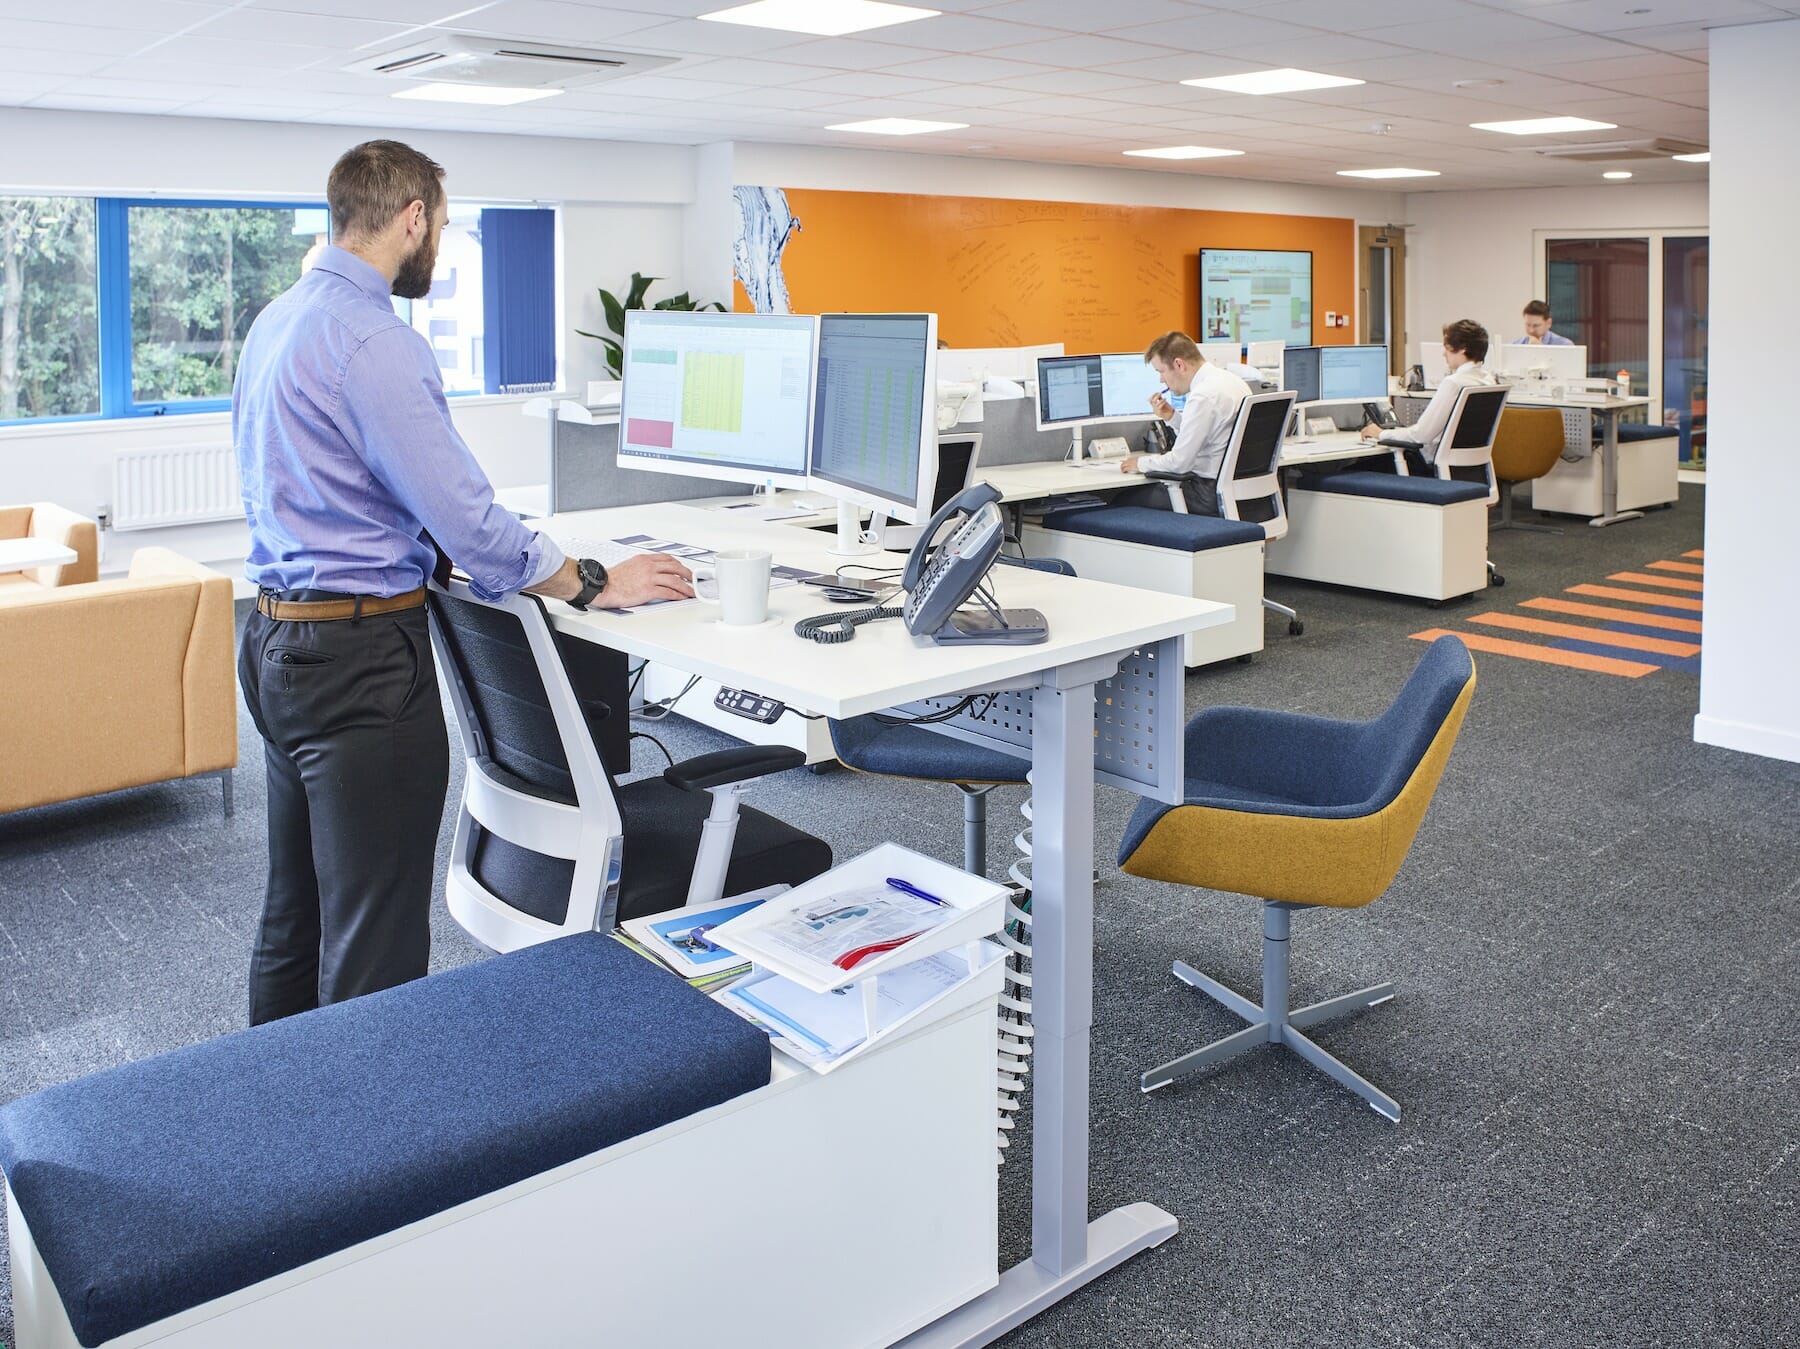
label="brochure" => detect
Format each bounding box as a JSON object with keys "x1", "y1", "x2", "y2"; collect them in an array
[
  {"x1": 749, "y1": 883, "x2": 951, "y2": 971},
  {"x1": 618, "y1": 887, "x2": 786, "y2": 979}
]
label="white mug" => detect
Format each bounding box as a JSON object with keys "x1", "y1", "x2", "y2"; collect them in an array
[{"x1": 708, "y1": 549, "x2": 772, "y2": 625}]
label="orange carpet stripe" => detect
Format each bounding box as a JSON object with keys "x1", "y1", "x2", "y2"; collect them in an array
[
  {"x1": 1647, "y1": 561, "x2": 1704, "y2": 575},
  {"x1": 1609, "y1": 571, "x2": 1704, "y2": 593},
  {"x1": 1568, "y1": 584, "x2": 1705, "y2": 612},
  {"x1": 1521, "y1": 597, "x2": 1704, "y2": 634},
  {"x1": 1468, "y1": 612, "x2": 1701, "y2": 657},
  {"x1": 1411, "y1": 628, "x2": 1658, "y2": 678},
  {"x1": 1683, "y1": 550, "x2": 1704, "y2": 559}
]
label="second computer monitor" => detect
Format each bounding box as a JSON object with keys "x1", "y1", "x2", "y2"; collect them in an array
[
  {"x1": 1282, "y1": 346, "x2": 1322, "y2": 404},
  {"x1": 1036, "y1": 353, "x2": 1162, "y2": 429},
  {"x1": 617, "y1": 310, "x2": 817, "y2": 489},
  {"x1": 1318, "y1": 345, "x2": 1391, "y2": 402},
  {"x1": 810, "y1": 313, "x2": 938, "y2": 523}
]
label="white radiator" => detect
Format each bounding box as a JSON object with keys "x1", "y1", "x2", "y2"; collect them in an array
[{"x1": 111, "y1": 446, "x2": 242, "y2": 531}]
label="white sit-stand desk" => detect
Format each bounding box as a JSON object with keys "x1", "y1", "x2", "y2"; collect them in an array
[
  {"x1": 1279, "y1": 430, "x2": 1392, "y2": 468},
  {"x1": 1507, "y1": 392, "x2": 1653, "y2": 527},
  {"x1": 534, "y1": 503, "x2": 1232, "y2": 1347}
]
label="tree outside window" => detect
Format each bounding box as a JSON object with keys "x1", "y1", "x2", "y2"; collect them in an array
[{"x1": 0, "y1": 196, "x2": 99, "y2": 422}]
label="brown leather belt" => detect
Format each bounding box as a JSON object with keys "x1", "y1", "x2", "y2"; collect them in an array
[{"x1": 256, "y1": 588, "x2": 427, "y2": 622}]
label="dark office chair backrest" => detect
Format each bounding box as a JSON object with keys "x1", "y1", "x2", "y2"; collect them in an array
[
  {"x1": 933, "y1": 435, "x2": 981, "y2": 512},
  {"x1": 1447, "y1": 386, "x2": 1508, "y2": 452},
  {"x1": 1233, "y1": 391, "x2": 1297, "y2": 481},
  {"x1": 1216, "y1": 390, "x2": 1296, "y2": 531}
]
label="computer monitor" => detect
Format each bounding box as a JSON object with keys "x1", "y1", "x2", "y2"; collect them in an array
[
  {"x1": 1246, "y1": 340, "x2": 1286, "y2": 370},
  {"x1": 1199, "y1": 342, "x2": 1243, "y2": 369},
  {"x1": 1494, "y1": 342, "x2": 1588, "y2": 385},
  {"x1": 1035, "y1": 353, "x2": 1163, "y2": 433},
  {"x1": 810, "y1": 312, "x2": 938, "y2": 555},
  {"x1": 1418, "y1": 340, "x2": 1449, "y2": 388},
  {"x1": 1282, "y1": 346, "x2": 1322, "y2": 404},
  {"x1": 617, "y1": 310, "x2": 818, "y2": 490},
  {"x1": 875, "y1": 433, "x2": 980, "y2": 551},
  {"x1": 1317, "y1": 345, "x2": 1390, "y2": 402},
  {"x1": 937, "y1": 343, "x2": 1063, "y2": 386}
]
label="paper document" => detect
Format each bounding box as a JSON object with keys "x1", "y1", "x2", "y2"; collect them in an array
[
  {"x1": 1075, "y1": 460, "x2": 1127, "y2": 473},
  {"x1": 561, "y1": 535, "x2": 805, "y2": 613},
  {"x1": 719, "y1": 953, "x2": 973, "y2": 1063},
  {"x1": 717, "y1": 501, "x2": 815, "y2": 522},
  {"x1": 753, "y1": 884, "x2": 949, "y2": 971},
  {"x1": 619, "y1": 889, "x2": 785, "y2": 978}
]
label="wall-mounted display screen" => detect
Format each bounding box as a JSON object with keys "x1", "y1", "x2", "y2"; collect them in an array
[{"x1": 1200, "y1": 248, "x2": 1313, "y2": 347}]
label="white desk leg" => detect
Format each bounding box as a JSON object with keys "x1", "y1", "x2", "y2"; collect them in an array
[
  {"x1": 899, "y1": 672, "x2": 1179, "y2": 1348},
  {"x1": 1591, "y1": 408, "x2": 1644, "y2": 527}
]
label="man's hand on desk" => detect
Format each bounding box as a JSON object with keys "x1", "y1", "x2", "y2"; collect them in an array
[
  {"x1": 1360, "y1": 424, "x2": 1381, "y2": 441},
  {"x1": 1121, "y1": 455, "x2": 1143, "y2": 474},
  {"x1": 527, "y1": 554, "x2": 696, "y2": 608}
]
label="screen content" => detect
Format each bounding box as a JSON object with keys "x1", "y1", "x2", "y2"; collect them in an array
[
  {"x1": 1319, "y1": 345, "x2": 1390, "y2": 401},
  {"x1": 1037, "y1": 354, "x2": 1162, "y2": 425},
  {"x1": 619, "y1": 311, "x2": 815, "y2": 477},
  {"x1": 1282, "y1": 346, "x2": 1322, "y2": 404},
  {"x1": 812, "y1": 313, "x2": 931, "y2": 505},
  {"x1": 1200, "y1": 248, "x2": 1313, "y2": 347}
]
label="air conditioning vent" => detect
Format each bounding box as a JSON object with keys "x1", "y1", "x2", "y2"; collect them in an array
[
  {"x1": 349, "y1": 35, "x2": 675, "y2": 90},
  {"x1": 1531, "y1": 137, "x2": 1708, "y2": 162}
]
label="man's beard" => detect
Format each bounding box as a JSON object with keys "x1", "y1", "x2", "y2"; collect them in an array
[{"x1": 392, "y1": 234, "x2": 438, "y2": 300}]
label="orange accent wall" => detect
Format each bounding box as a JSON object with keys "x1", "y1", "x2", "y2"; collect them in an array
[{"x1": 733, "y1": 188, "x2": 1357, "y2": 351}]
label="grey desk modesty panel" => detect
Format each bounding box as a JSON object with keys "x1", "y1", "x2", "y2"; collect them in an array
[
  {"x1": 973, "y1": 398, "x2": 1160, "y2": 467},
  {"x1": 549, "y1": 418, "x2": 754, "y2": 514}
]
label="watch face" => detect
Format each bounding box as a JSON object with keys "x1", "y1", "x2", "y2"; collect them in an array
[{"x1": 579, "y1": 558, "x2": 606, "y2": 588}]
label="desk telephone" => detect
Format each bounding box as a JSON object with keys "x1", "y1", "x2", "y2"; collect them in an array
[{"x1": 795, "y1": 484, "x2": 1049, "y2": 646}]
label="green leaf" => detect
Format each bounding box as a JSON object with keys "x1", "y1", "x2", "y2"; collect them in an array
[
  {"x1": 599, "y1": 287, "x2": 625, "y2": 339},
  {"x1": 600, "y1": 337, "x2": 623, "y2": 379},
  {"x1": 625, "y1": 272, "x2": 659, "y2": 309}
]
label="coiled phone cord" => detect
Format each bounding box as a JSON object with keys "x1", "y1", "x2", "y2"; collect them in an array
[
  {"x1": 793, "y1": 605, "x2": 904, "y2": 645},
  {"x1": 995, "y1": 774, "x2": 1035, "y2": 1162}
]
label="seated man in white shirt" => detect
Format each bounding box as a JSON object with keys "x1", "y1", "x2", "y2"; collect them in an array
[
  {"x1": 1120, "y1": 330, "x2": 1251, "y2": 515},
  {"x1": 1514, "y1": 299, "x2": 1573, "y2": 346},
  {"x1": 1364, "y1": 319, "x2": 1497, "y2": 478}
]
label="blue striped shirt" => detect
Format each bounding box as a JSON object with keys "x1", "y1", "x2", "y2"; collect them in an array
[{"x1": 234, "y1": 246, "x2": 562, "y2": 601}]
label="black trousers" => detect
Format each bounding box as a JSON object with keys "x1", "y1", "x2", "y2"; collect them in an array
[
  {"x1": 237, "y1": 605, "x2": 448, "y2": 1025},
  {"x1": 1115, "y1": 477, "x2": 1222, "y2": 515}
]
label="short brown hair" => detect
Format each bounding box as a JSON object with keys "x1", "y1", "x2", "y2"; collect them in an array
[
  {"x1": 328, "y1": 140, "x2": 445, "y2": 242},
  {"x1": 1144, "y1": 331, "x2": 1201, "y2": 366},
  {"x1": 1522, "y1": 299, "x2": 1552, "y2": 319},
  {"x1": 1442, "y1": 319, "x2": 1489, "y2": 363}
]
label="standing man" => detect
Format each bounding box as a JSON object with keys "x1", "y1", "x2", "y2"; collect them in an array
[
  {"x1": 1365, "y1": 319, "x2": 1497, "y2": 475},
  {"x1": 235, "y1": 140, "x2": 692, "y2": 1024},
  {"x1": 1515, "y1": 300, "x2": 1573, "y2": 345},
  {"x1": 1120, "y1": 331, "x2": 1251, "y2": 514}
]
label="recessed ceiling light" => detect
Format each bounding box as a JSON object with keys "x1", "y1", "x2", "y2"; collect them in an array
[
  {"x1": 1672, "y1": 150, "x2": 1710, "y2": 163},
  {"x1": 699, "y1": 0, "x2": 938, "y2": 36},
  {"x1": 1453, "y1": 78, "x2": 1503, "y2": 89},
  {"x1": 1603, "y1": 170, "x2": 1634, "y2": 179},
  {"x1": 1625, "y1": 8, "x2": 1651, "y2": 14},
  {"x1": 1124, "y1": 145, "x2": 1244, "y2": 160},
  {"x1": 392, "y1": 82, "x2": 561, "y2": 106},
  {"x1": 826, "y1": 117, "x2": 968, "y2": 135},
  {"x1": 1181, "y1": 67, "x2": 1364, "y2": 96},
  {"x1": 1337, "y1": 167, "x2": 1441, "y2": 179},
  {"x1": 1470, "y1": 116, "x2": 1618, "y2": 135}
]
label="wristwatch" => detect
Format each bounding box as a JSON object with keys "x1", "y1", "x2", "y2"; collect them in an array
[{"x1": 568, "y1": 557, "x2": 608, "y2": 611}]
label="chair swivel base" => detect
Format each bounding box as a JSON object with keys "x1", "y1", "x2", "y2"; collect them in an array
[{"x1": 1140, "y1": 902, "x2": 1400, "y2": 1121}]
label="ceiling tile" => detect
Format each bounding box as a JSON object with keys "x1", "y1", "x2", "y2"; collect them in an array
[
  {"x1": 0, "y1": 17, "x2": 161, "y2": 54},
  {"x1": 187, "y1": 9, "x2": 418, "y2": 48},
  {"x1": 973, "y1": 0, "x2": 1197, "y2": 30}
]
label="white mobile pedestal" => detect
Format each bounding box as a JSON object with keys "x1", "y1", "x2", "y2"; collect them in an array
[
  {"x1": 536, "y1": 504, "x2": 1231, "y2": 1347},
  {"x1": 1512, "y1": 393, "x2": 1655, "y2": 527}
]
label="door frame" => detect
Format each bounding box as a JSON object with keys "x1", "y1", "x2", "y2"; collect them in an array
[
  {"x1": 1534, "y1": 226, "x2": 1709, "y2": 426},
  {"x1": 1358, "y1": 224, "x2": 1407, "y2": 375}
]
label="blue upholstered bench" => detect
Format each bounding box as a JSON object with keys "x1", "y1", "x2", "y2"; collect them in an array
[
  {"x1": 1301, "y1": 471, "x2": 1491, "y2": 506},
  {"x1": 1269, "y1": 471, "x2": 1491, "y2": 602},
  {"x1": 1038, "y1": 505, "x2": 1267, "y2": 551},
  {"x1": 1026, "y1": 506, "x2": 1269, "y2": 667},
  {"x1": 1614, "y1": 422, "x2": 1679, "y2": 442},
  {"x1": 0, "y1": 934, "x2": 769, "y2": 1347}
]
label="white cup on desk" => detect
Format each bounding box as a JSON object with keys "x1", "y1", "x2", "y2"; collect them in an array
[{"x1": 705, "y1": 549, "x2": 773, "y2": 625}]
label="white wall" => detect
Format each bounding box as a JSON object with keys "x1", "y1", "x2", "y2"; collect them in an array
[
  {"x1": 1405, "y1": 180, "x2": 1708, "y2": 347},
  {"x1": 1695, "y1": 20, "x2": 1800, "y2": 763},
  {"x1": 0, "y1": 108, "x2": 709, "y2": 575}
]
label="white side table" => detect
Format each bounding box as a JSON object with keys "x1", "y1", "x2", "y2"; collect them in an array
[{"x1": 0, "y1": 538, "x2": 78, "y2": 574}]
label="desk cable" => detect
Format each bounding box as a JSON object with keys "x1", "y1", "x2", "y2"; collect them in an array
[{"x1": 995, "y1": 774, "x2": 1036, "y2": 1163}]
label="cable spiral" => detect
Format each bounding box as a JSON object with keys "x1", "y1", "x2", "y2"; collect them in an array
[{"x1": 994, "y1": 774, "x2": 1035, "y2": 1161}]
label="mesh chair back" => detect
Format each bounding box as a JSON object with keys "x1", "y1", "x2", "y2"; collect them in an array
[
  {"x1": 1218, "y1": 390, "x2": 1297, "y2": 538},
  {"x1": 1436, "y1": 385, "x2": 1509, "y2": 502}
]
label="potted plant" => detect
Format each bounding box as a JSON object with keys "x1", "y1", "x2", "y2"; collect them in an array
[{"x1": 577, "y1": 272, "x2": 725, "y2": 380}]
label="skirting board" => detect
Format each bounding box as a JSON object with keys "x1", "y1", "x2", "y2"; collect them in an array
[{"x1": 1693, "y1": 713, "x2": 1800, "y2": 765}]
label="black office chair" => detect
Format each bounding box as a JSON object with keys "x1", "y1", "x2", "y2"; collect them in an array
[
  {"x1": 1146, "y1": 389, "x2": 1305, "y2": 636},
  {"x1": 427, "y1": 579, "x2": 833, "y2": 953}
]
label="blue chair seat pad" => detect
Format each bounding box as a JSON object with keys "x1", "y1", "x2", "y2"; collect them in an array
[
  {"x1": 0, "y1": 934, "x2": 770, "y2": 1347},
  {"x1": 1612, "y1": 423, "x2": 1680, "y2": 442},
  {"x1": 1039, "y1": 505, "x2": 1266, "y2": 552},
  {"x1": 832, "y1": 714, "x2": 1030, "y2": 784},
  {"x1": 1300, "y1": 472, "x2": 1490, "y2": 506}
]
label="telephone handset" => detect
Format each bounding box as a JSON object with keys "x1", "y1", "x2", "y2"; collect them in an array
[{"x1": 794, "y1": 484, "x2": 1048, "y2": 645}]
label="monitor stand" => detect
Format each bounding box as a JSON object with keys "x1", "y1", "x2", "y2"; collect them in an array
[
  {"x1": 1064, "y1": 427, "x2": 1085, "y2": 463},
  {"x1": 827, "y1": 499, "x2": 876, "y2": 557}
]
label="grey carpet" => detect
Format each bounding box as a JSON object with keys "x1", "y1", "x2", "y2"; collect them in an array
[{"x1": 3, "y1": 485, "x2": 1797, "y2": 1348}]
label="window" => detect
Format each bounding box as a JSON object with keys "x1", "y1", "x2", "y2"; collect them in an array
[
  {"x1": 119, "y1": 202, "x2": 327, "y2": 411},
  {"x1": 1, "y1": 194, "x2": 556, "y2": 427},
  {"x1": 0, "y1": 196, "x2": 100, "y2": 422}
]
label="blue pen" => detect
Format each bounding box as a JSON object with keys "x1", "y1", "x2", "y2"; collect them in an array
[{"x1": 886, "y1": 876, "x2": 948, "y2": 907}]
